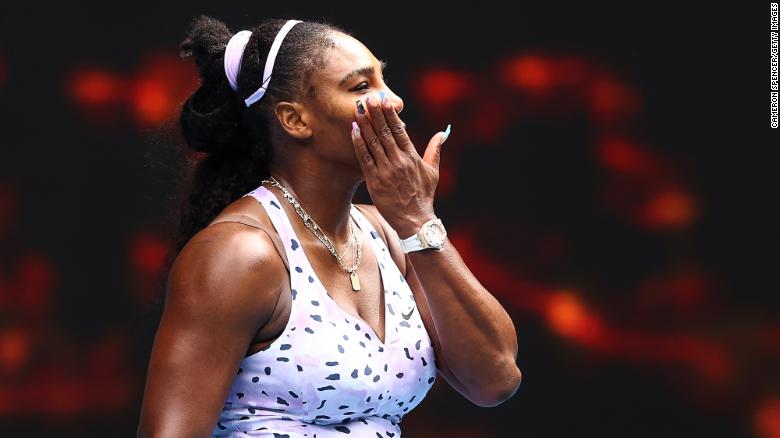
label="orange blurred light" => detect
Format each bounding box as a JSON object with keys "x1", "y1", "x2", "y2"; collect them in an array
[
  {"x1": 668, "y1": 272, "x2": 708, "y2": 309},
  {"x1": 130, "y1": 232, "x2": 169, "y2": 275},
  {"x1": 66, "y1": 52, "x2": 198, "y2": 127},
  {"x1": 130, "y1": 52, "x2": 198, "y2": 126},
  {"x1": 755, "y1": 396, "x2": 780, "y2": 438},
  {"x1": 597, "y1": 137, "x2": 658, "y2": 175},
  {"x1": 67, "y1": 69, "x2": 123, "y2": 105},
  {"x1": 545, "y1": 291, "x2": 604, "y2": 345},
  {"x1": 415, "y1": 69, "x2": 472, "y2": 107},
  {"x1": 589, "y1": 76, "x2": 641, "y2": 122},
  {"x1": 132, "y1": 78, "x2": 170, "y2": 125},
  {"x1": 640, "y1": 188, "x2": 697, "y2": 229},
  {"x1": 17, "y1": 253, "x2": 55, "y2": 317},
  {"x1": 554, "y1": 57, "x2": 589, "y2": 87},
  {"x1": 472, "y1": 102, "x2": 507, "y2": 144},
  {"x1": 502, "y1": 55, "x2": 552, "y2": 92},
  {"x1": 636, "y1": 270, "x2": 711, "y2": 314},
  {"x1": 0, "y1": 327, "x2": 31, "y2": 373}
]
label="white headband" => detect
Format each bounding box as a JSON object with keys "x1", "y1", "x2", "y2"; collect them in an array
[{"x1": 223, "y1": 19, "x2": 303, "y2": 107}]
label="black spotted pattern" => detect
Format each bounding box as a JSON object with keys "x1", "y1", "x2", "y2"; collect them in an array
[{"x1": 213, "y1": 189, "x2": 436, "y2": 437}]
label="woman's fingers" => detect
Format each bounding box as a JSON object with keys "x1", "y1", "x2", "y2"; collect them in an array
[
  {"x1": 355, "y1": 99, "x2": 390, "y2": 168},
  {"x1": 351, "y1": 121, "x2": 377, "y2": 175},
  {"x1": 380, "y1": 94, "x2": 415, "y2": 155},
  {"x1": 365, "y1": 94, "x2": 404, "y2": 163}
]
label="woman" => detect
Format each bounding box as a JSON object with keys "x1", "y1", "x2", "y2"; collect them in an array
[{"x1": 138, "y1": 15, "x2": 521, "y2": 437}]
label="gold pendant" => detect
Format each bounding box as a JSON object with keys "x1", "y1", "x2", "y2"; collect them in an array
[{"x1": 350, "y1": 271, "x2": 361, "y2": 291}]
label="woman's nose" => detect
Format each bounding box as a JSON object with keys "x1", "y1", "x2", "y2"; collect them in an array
[
  {"x1": 380, "y1": 90, "x2": 404, "y2": 114},
  {"x1": 392, "y1": 94, "x2": 404, "y2": 114}
]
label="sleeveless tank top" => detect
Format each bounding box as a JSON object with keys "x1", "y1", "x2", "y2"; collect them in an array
[{"x1": 211, "y1": 185, "x2": 438, "y2": 437}]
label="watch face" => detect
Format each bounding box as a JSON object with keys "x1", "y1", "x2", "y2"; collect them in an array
[{"x1": 424, "y1": 221, "x2": 446, "y2": 246}]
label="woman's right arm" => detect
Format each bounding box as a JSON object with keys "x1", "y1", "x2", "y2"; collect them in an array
[{"x1": 137, "y1": 223, "x2": 287, "y2": 438}]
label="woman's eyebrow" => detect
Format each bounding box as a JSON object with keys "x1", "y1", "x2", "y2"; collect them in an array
[{"x1": 339, "y1": 60, "x2": 387, "y2": 87}]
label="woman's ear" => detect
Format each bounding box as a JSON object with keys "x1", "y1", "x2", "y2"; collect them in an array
[{"x1": 274, "y1": 101, "x2": 312, "y2": 140}]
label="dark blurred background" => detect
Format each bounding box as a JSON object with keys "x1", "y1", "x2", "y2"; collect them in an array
[{"x1": 1, "y1": 2, "x2": 778, "y2": 437}]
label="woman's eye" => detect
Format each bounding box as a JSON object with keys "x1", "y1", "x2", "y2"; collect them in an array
[
  {"x1": 352, "y1": 82, "x2": 369, "y2": 92},
  {"x1": 351, "y1": 77, "x2": 389, "y2": 92}
]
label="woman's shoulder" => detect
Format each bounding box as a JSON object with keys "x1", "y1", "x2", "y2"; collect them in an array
[
  {"x1": 179, "y1": 194, "x2": 280, "y2": 269},
  {"x1": 168, "y1": 204, "x2": 287, "y2": 325}
]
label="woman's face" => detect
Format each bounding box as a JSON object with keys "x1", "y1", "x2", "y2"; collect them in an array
[{"x1": 292, "y1": 32, "x2": 405, "y2": 169}]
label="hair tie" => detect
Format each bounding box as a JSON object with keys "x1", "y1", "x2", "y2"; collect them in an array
[{"x1": 223, "y1": 20, "x2": 303, "y2": 108}]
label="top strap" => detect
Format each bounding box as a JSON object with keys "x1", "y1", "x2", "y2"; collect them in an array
[{"x1": 208, "y1": 218, "x2": 290, "y2": 272}]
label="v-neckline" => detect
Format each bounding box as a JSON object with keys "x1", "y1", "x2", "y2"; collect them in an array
[{"x1": 262, "y1": 187, "x2": 390, "y2": 348}]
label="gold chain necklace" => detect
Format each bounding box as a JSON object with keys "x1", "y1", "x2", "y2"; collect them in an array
[{"x1": 262, "y1": 176, "x2": 363, "y2": 291}]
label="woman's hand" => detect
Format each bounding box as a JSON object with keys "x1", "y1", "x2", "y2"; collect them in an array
[{"x1": 351, "y1": 92, "x2": 451, "y2": 238}]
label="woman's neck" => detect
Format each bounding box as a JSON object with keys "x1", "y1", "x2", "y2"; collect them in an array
[{"x1": 267, "y1": 163, "x2": 364, "y2": 243}]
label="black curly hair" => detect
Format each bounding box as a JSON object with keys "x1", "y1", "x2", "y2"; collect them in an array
[{"x1": 172, "y1": 15, "x2": 350, "y2": 256}]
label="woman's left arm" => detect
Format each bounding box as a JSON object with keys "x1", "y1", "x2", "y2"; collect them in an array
[
  {"x1": 362, "y1": 204, "x2": 521, "y2": 407},
  {"x1": 405, "y1": 233, "x2": 522, "y2": 405},
  {"x1": 351, "y1": 93, "x2": 522, "y2": 407}
]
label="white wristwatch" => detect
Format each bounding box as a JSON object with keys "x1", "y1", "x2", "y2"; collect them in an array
[{"x1": 399, "y1": 218, "x2": 447, "y2": 253}]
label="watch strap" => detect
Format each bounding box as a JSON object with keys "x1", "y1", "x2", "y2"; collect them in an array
[
  {"x1": 399, "y1": 232, "x2": 425, "y2": 253},
  {"x1": 399, "y1": 218, "x2": 446, "y2": 253}
]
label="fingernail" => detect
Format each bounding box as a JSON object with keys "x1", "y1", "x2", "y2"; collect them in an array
[
  {"x1": 356, "y1": 100, "x2": 365, "y2": 115},
  {"x1": 440, "y1": 123, "x2": 451, "y2": 145},
  {"x1": 352, "y1": 121, "x2": 359, "y2": 133}
]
